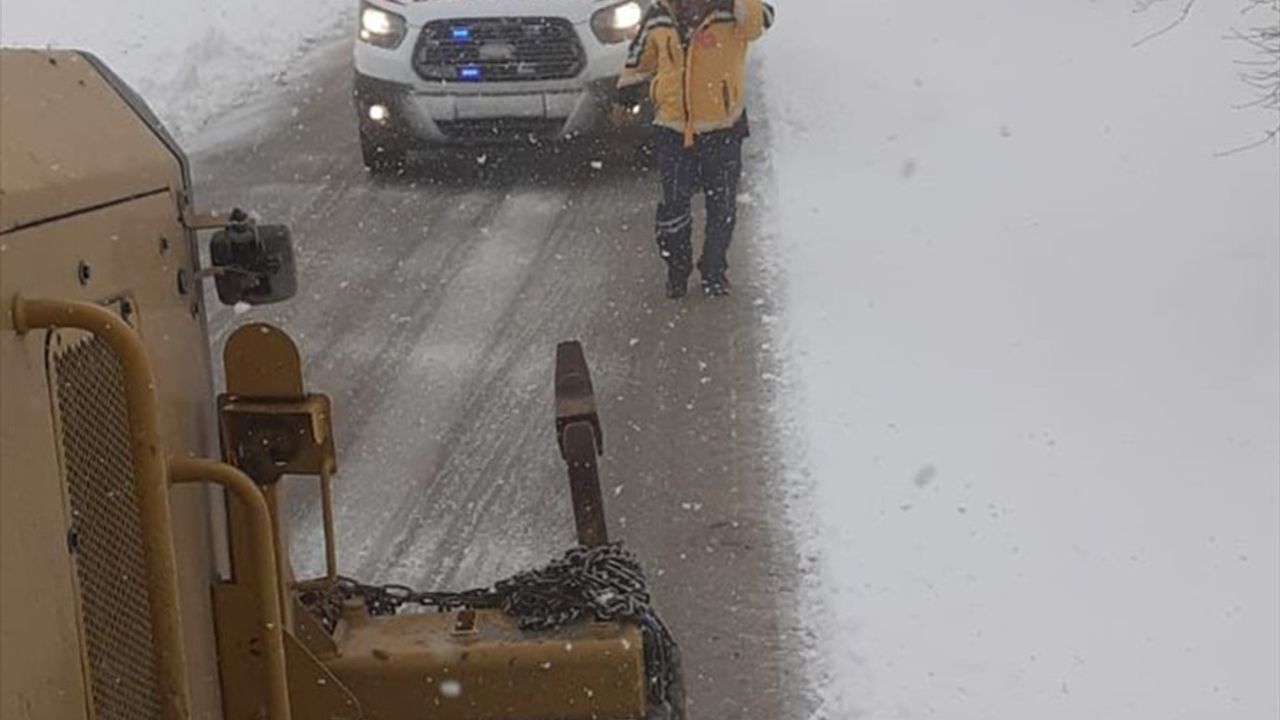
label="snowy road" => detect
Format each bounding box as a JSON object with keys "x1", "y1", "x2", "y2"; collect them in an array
[{"x1": 194, "y1": 42, "x2": 808, "y2": 718}]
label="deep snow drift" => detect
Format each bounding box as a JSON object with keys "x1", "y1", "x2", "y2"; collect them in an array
[
  {"x1": 763, "y1": 1, "x2": 1279, "y2": 717},
  {"x1": 0, "y1": 0, "x2": 353, "y2": 138}
]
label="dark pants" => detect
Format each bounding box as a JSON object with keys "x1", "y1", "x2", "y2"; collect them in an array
[{"x1": 653, "y1": 124, "x2": 744, "y2": 284}]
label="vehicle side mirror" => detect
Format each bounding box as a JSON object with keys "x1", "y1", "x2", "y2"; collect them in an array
[{"x1": 210, "y1": 215, "x2": 297, "y2": 306}]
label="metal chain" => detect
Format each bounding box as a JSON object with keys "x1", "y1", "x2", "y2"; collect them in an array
[{"x1": 297, "y1": 543, "x2": 682, "y2": 714}]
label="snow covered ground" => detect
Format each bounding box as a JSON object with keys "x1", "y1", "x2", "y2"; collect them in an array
[
  {"x1": 0, "y1": 0, "x2": 354, "y2": 138},
  {"x1": 763, "y1": 1, "x2": 1280, "y2": 718}
]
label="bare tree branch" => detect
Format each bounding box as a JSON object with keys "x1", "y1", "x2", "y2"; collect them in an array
[
  {"x1": 1215, "y1": 125, "x2": 1279, "y2": 156},
  {"x1": 1234, "y1": 0, "x2": 1280, "y2": 113},
  {"x1": 1131, "y1": 0, "x2": 1278, "y2": 151},
  {"x1": 1133, "y1": 0, "x2": 1198, "y2": 48},
  {"x1": 1225, "y1": 0, "x2": 1280, "y2": 148}
]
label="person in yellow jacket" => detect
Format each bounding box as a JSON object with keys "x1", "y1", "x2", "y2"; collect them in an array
[{"x1": 617, "y1": 0, "x2": 775, "y2": 298}]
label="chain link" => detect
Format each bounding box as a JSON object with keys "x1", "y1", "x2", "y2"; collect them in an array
[{"x1": 297, "y1": 543, "x2": 682, "y2": 716}]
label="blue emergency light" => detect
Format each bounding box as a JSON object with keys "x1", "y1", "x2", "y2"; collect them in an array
[
  {"x1": 451, "y1": 27, "x2": 472, "y2": 41},
  {"x1": 459, "y1": 65, "x2": 482, "y2": 81}
]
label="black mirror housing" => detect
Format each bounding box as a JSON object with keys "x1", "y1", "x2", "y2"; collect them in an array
[{"x1": 210, "y1": 216, "x2": 297, "y2": 306}]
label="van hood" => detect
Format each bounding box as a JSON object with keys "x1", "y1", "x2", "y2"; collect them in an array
[{"x1": 385, "y1": 0, "x2": 624, "y2": 25}]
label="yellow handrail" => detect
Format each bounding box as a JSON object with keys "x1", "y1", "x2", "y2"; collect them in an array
[
  {"x1": 169, "y1": 457, "x2": 291, "y2": 720},
  {"x1": 12, "y1": 295, "x2": 191, "y2": 720}
]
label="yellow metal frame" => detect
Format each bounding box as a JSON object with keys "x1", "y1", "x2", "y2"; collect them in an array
[
  {"x1": 210, "y1": 324, "x2": 652, "y2": 720},
  {"x1": 10, "y1": 297, "x2": 296, "y2": 720},
  {"x1": 7, "y1": 294, "x2": 655, "y2": 720},
  {"x1": 169, "y1": 458, "x2": 290, "y2": 720},
  {"x1": 12, "y1": 295, "x2": 191, "y2": 720}
]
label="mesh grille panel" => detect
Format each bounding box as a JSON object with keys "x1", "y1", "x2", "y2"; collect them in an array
[
  {"x1": 436, "y1": 118, "x2": 566, "y2": 142},
  {"x1": 53, "y1": 335, "x2": 163, "y2": 720}
]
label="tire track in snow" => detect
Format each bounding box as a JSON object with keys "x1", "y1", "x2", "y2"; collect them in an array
[
  {"x1": 372, "y1": 175, "x2": 634, "y2": 588},
  {"x1": 323, "y1": 189, "x2": 575, "y2": 577}
]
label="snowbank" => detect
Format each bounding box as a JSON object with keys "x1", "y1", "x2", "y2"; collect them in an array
[
  {"x1": 763, "y1": 1, "x2": 1279, "y2": 717},
  {"x1": 1, "y1": 0, "x2": 354, "y2": 138}
]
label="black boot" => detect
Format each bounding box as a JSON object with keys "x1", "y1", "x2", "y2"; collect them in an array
[{"x1": 701, "y1": 273, "x2": 731, "y2": 297}]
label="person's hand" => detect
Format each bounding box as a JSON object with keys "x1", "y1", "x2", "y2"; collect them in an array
[{"x1": 613, "y1": 83, "x2": 647, "y2": 124}]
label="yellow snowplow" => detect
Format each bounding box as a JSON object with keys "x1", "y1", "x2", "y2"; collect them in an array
[{"x1": 0, "y1": 48, "x2": 682, "y2": 720}]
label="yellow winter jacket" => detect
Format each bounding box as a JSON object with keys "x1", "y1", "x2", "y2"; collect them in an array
[{"x1": 619, "y1": 0, "x2": 774, "y2": 147}]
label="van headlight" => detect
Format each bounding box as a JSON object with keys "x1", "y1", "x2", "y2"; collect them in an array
[
  {"x1": 360, "y1": 3, "x2": 408, "y2": 48},
  {"x1": 591, "y1": 1, "x2": 644, "y2": 44}
]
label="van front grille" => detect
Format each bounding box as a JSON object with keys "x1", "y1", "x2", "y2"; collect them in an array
[{"x1": 414, "y1": 17, "x2": 585, "y2": 82}]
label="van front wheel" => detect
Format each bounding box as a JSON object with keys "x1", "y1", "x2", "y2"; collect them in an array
[{"x1": 360, "y1": 129, "x2": 407, "y2": 175}]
